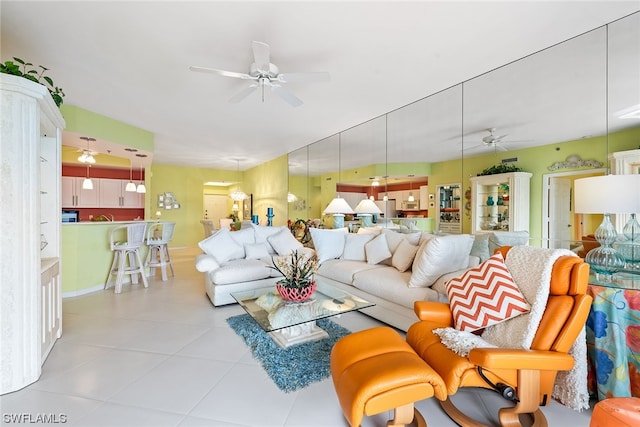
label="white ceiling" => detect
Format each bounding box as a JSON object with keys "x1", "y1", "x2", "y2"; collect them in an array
[{"x1": 2, "y1": 1, "x2": 639, "y2": 172}]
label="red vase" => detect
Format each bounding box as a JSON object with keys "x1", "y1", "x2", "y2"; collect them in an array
[{"x1": 276, "y1": 281, "x2": 316, "y2": 302}]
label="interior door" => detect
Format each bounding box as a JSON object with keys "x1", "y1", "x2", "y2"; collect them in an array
[
  {"x1": 548, "y1": 177, "x2": 572, "y2": 249},
  {"x1": 203, "y1": 194, "x2": 228, "y2": 226}
]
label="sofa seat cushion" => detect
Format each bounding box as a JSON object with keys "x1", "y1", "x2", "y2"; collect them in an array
[
  {"x1": 317, "y1": 259, "x2": 384, "y2": 284},
  {"x1": 210, "y1": 259, "x2": 271, "y2": 285},
  {"x1": 352, "y1": 267, "x2": 440, "y2": 309}
]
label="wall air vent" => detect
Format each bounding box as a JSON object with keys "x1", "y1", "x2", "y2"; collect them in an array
[{"x1": 501, "y1": 157, "x2": 518, "y2": 164}]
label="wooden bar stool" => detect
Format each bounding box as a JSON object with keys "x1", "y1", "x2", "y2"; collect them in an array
[
  {"x1": 105, "y1": 222, "x2": 149, "y2": 293},
  {"x1": 145, "y1": 221, "x2": 176, "y2": 281}
]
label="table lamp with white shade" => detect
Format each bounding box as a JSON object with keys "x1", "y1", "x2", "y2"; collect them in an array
[
  {"x1": 574, "y1": 174, "x2": 640, "y2": 281},
  {"x1": 323, "y1": 197, "x2": 354, "y2": 229},
  {"x1": 354, "y1": 198, "x2": 383, "y2": 227}
]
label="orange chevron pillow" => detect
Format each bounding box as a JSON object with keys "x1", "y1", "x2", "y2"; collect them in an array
[{"x1": 446, "y1": 252, "x2": 530, "y2": 332}]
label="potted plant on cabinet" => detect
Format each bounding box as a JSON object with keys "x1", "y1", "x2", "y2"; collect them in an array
[{"x1": 1, "y1": 57, "x2": 65, "y2": 107}]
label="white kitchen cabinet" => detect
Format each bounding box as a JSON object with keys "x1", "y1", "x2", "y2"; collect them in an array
[
  {"x1": 419, "y1": 185, "x2": 429, "y2": 210},
  {"x1": 1, "y1": 74, "x2": 65, "y2": 393},
  {"x1": 470, "y1": 172, "x2": 532, "y2": 233},
  {"x1": 99, "y1": 178, "x2": 143, "y2": 208},
  {"x1": 61, "y1": 176, "x2": 99, "y2": 208}
]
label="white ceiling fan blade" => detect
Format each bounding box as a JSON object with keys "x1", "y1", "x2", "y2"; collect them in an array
[
  {"x1": 271, "y1": 84, "x2": 303, "y2": 107},
  {"x1": 252, "y1": 41, "x2": 271, "y2": 72},
  {"x1": 229, "y1": 83, "x2": 258, "y2": 103},
  {"x1": 277, "y1": 72, "x2": 331, "y2": 83},
  {"x1": 189, "y1": 66, "x2": 255, "y2": 80},
  {"x1": 495, "y1": 134, "x2": 508, "y2": 141}
]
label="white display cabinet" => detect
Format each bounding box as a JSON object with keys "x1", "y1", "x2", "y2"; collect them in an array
[
  {"x1": 470, "y1": 172, "x2": 532, "y2": 233},
  {"x1": 1, "y1": 74, "x2": 65, "y2": 394},
  {"x1": 436, "y1": 183, "x2": 462, "y2": 234}
]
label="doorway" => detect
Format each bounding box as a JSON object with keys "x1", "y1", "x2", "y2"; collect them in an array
[
  {"x1": 542, "y1": 169, "x2": 605, "y2": 249},
  {"x1": 203, "y1": 194, "x2": 228, "y2": 229}
]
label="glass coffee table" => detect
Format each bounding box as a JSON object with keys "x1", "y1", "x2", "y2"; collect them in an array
[{"x1": 231, "y1": 279, "x2": 374, "y2": 348}]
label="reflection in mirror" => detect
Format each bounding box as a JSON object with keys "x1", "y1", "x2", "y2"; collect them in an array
[
  {"x1": 288, "y1": 146, "x2": 309, "y2": 222},
  {"x1": 387, "y1": 85, "x2": 463, "y2": 232},
  {"x1": 462, "y1": 26, "x2": 607, "y2": 248},
  {"x1": 607, "y1": 12, "x2": 640, "y2": 235},
  {"x1": 336, "y1": 116, "x2": 387, "y2": 229},
  {"x1": 308, "y1": 134, "x2": 340, "y2": 226}
]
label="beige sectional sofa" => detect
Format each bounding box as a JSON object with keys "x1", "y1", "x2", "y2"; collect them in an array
[{"x1": 195, "y1": 223, "x2": 528, "y2": 331}]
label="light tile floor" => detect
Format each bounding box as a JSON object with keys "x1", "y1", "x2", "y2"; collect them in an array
[{"x1": 1, "y1": 247, "x2": 594, "y2": 426}]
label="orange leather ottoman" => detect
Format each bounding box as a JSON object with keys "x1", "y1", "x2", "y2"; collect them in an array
[
  {"x1": 590, "y1": 397, "x2": 640, "y2": 427},
  {"x1": 330, "y1": 326, "x2": 446, "y2": 427}
]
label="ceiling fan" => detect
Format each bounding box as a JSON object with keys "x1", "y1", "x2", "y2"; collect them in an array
[
  {"x1": 466, "y1": 128, "x2": 510, "y2": 152},
  {"x1": 189, "y1": 41, "x2": 330, "y2": 107}
]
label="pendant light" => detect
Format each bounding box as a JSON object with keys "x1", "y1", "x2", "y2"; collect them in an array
[
  {"x1": 82, "y1": 164, "x2": 93, "y2": 189},
  {"x1": 136, "y1": 162, "x2": 146, "y2": 193},
  {"x1": 229, "y1": 159, "x2": 248, "y2": 201},
  {"x1": 408, "y1": 177, "x2": 415, "y2": 202},
  {"x1": 125, "y1": 159, "x2": 137, "y2": 192}
]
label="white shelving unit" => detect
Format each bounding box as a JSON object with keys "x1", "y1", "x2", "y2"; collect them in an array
[
  {"x1": 436, "y1": 183, "x2": 462, "y2": 234},
  {"x1": 470, "y1": 172, "x2": 532, "y2": 233},
  {"x1": 1, "y1": 74, "x2": 65, "y2": 394}
]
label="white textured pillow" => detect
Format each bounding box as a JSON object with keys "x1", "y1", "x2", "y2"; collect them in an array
[
  {"x1": 365, "y1": 233, "x2": 392, "y2": 265},
  {"x1": 383, "y1": 229, "x2": 421, "y2": 253},
  {"x1": 309, "y1": 227, "x2": 348, "y2": 263},
  {"x1": 229, "y1": 227, "x2": 256, "y2": 257},
  {"x1": 244, "y1": 242, "x2": 270, "y2": 260},
  {"x1": 357, "y1": 226, "x2": 382, "y2": 236},
  {"x1": 251, "y1": 224, "x2": 287, "y2": 254},
  {"x1": 408, "y1": 234, "x2": 474, "y2": 288},
  {"x1": 197, "y1": 228, "x2": 244, "y2": 264},
  {"x1": 392, "y1": 239, "x2": 419, "y2": 272},
  {"x1": 342, "y1": 233, "x2": 374, "y2": 261},
  {"x1": 267, "y1": 228, "x2": 304, "y2": 256}
]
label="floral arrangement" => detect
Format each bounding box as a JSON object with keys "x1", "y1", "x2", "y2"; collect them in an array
[
  {"x1": 271, "y1": 250, "x2": 319, "y2": 289},
  {"x1": 287, "y1": 218, "x2": 318, "y2": 245}
]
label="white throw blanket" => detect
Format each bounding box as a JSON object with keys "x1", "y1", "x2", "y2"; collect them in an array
[{"x1": 435, "y1": 245, "x2": 589, "y2": 411}]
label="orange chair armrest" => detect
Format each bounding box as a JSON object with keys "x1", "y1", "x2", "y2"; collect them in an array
[
  {"x1": 413, "y1": 301, "x2": 453, "y2": 325},
  {"x1": 468, "y1": 348, "x2": 575, "y2": 371}
]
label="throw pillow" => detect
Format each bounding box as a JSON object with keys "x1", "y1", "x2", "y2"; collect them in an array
[
  {"x1": 383, "y1": 229, "x2": 421, "y2": 253},
  {"x1": 391, "y1": 239, "x2": 419, "y2": 272},
  {"x1": 251, "y1": 224, "x2": 287, "y2": 254},
  {"x1": 309, "y1": 227, "x2": 348, "y2": 263},
  {"x1": 470, "y1": 233, "x2": 490, "y2": 262},
  {"x1": 244, "y1": 242, "x2": 270, "y2": 260},
  {"x1": 446, "y1": 252, "x2": 531, "y2": 332},
  {"x1": 408, "y1": 234, "x2": 474, "y2": 287},
  {"x1": 228, "y1": 227, "x2": 256, "y2": 257},
  {"x1": 365, "y1": 233, "x2": 392, "y2": 265},
  {"x1": 342, "y1": 233, "x2": 374, "y2": 262},
  {"x1": 267, "y1": 227, "x2": 304, "y2": 256},
  {"x1": 197, "y1": 228, "x2": 244, "y2": 264}
]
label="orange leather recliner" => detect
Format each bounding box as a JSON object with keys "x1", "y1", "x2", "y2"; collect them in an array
[
  {"x1": 331, "y1": 246, "x2": 592, "y2": 427},
  {"x1": 406, "y1": 246, "x2": 592, "y2": 427}
]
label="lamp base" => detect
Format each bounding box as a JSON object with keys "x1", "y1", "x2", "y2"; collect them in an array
[
  {"x1": 332, "y1": 214, "x2": 345, "y2": 229},
  {"x1": 586, "y1": 246, "x2": 626, "y2": 282},
  {"x1": 360, "y1": 214, "x2": 373, "y2": 227}
]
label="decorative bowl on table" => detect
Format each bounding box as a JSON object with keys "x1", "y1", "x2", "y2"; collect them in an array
[{"x1": 276, "y1": 281, "x2": 317, "y2": 302}]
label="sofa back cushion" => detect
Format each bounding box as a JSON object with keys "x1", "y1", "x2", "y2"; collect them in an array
[
  {"x1": 309, "y1": 227, "x2": 348, "y2": 263},
  {"x1": 408, "y1": 234, "x2": 474, "y2": 288},
  {"x1": 267, "y1": 227, "x2": 304, "y2": 256},
  {"x1": 342, "y1": 233, "x2": 374, "y2": 262},
  {"x1": 198, "y1": 228, "x2": 245, "y2": 264}
]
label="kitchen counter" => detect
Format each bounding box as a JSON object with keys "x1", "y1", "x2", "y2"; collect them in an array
[{"x1": 61, "y1": 220, "x2": 157, "y2": 296}]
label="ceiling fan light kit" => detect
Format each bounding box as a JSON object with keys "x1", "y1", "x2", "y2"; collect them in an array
[{"x1": 190, "y1": 41, "x2": 330, "y2": 107}]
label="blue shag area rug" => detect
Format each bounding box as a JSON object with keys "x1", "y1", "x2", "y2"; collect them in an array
[{"x1": 227, "y1": 313, "x2": 350, "y2": 393}]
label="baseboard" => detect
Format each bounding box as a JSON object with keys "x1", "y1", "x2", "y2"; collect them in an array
[{"x1": 62, "y1": 284, "x2": 104, "y2": 299}]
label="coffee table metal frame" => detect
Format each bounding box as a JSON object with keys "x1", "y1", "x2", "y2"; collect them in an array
[{"x1": 231, "y1": 279, "x2": 374, "y2": 348}]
